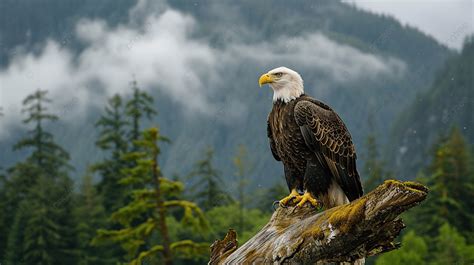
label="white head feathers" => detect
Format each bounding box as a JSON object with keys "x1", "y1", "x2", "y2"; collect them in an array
[{"x1": 261, "y1": 67, "x2": 304, "y2": 103}]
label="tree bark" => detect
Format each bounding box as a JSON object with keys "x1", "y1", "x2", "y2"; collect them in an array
[{"x1": 209, "y1": 180, "x2": 428, "y2": 264}]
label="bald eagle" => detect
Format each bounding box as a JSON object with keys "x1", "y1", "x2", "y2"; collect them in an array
[{"x1": 259, "y1": 67, "x2": 363, "y2": 209}]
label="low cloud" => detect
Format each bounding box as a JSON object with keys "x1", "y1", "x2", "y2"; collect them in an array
[
  {"x1": 0, "y1": 1, "x2": 406, "y2": 139},
  {"x1": 229, "y1": 33, "x2": 406, "y2": 83},
  {"x1": 74, "y1": 10, "x2": 217, "y2": 111},
  {"x1": 0, "y1": 9, "x2": 218, "y2": 138}
]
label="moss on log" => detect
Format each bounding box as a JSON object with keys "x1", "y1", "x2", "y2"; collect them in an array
[{"x1": 209, "y1": 180, "x2": 428, "y2": 264}]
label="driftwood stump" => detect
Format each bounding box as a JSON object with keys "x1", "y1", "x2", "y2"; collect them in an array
[{"x1": 209, "y1": 180, "x2": 428, "y2": 264}]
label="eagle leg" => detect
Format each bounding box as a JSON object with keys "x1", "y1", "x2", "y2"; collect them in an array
[
  {"x1": 279, "y1": 189, "x2": 302, "y2": 207},
  {"x1": 295, "y1": 191, "x2": 320, "y2": 208}
]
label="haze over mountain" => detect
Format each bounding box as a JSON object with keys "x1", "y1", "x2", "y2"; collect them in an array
[
  {"x1": 0, "y1": 0, "x2": 454, "y2": 189},
  {"x1": 389, "y1": 38, "x2": 474, "y2": 177},
  {"x1": 345, "y1": 0, "x2": 473, "y2": 50}
]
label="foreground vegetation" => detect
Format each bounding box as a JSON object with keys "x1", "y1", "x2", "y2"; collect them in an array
[
  {"x1": 0, "y1": 40, "x2": 473, "y2": 265},
  {"x1": 0, "y1": 81, "x2": 473, "y2": 264},
  {"x1": 0, "y1": 85, "x2": 276, "y2": 264}
]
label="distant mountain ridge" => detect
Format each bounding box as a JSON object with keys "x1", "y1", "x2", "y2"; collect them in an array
[
  {"x1": 0, "y1": 0, "x2": 452, "y2": 191},
  {"x1": 388, "y1": 37, "x2": 474, "y2": 177}
]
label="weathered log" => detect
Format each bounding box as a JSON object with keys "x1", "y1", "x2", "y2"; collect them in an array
[{"x1": 209, "y1": 180, "x2": 428, "y2": 264}]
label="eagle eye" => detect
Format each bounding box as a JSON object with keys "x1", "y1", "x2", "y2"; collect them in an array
[{"x1": 274, "y1": 72, "x2": 283, "y2": 77}]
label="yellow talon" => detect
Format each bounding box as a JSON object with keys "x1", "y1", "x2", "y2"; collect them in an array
[
  {"x1": 296, "y1": 192, "x2": 320, "y2": 208},
  {"x1": 279, "y1": 189, "x2": 302, "y2": 207}
]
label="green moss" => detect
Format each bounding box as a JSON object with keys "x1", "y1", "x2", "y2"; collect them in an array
[
  {"x1": 403, "y1": 181, "x2": 429, "y2": 193},
  {"x1": 383, "y1": 179, "x2": 401, "y2": 188},
  {"x1": 327, "y1": 197, "x2": 367, "y2": 233},
  {"x1": 303, "y1": 223, "x2": 324, "y2": 239},
  {"x1": 302, "y1": 197, "x2": 367, "y2": 241},
  {"x1": 382, "y1": 180, "x2": 428, "y2": 195}
]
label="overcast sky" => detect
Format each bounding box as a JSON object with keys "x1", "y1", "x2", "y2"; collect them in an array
[
  {"x1": 344, "y1": 0, "x2": 473, "y2": 50},
  {"x1": 1, "y1": 0, "x2": 472, "y2": 137}
]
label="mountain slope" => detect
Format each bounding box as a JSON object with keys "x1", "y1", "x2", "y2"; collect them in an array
[
  {"x1": 389, "y1": 37, "x2": 474, "y2": 177},
  {"x1": 0, "y1": 0, "x2": 452, "y2": 191}
]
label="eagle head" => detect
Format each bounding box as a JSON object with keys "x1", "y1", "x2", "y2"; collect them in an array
[{"x1": 258, "y1": 66, "x2": 304, "y2": 103}]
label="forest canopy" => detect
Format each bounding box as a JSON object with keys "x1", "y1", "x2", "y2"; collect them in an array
[{"x1": 0, "y1": 1, "x2": 472, "y2": 264}]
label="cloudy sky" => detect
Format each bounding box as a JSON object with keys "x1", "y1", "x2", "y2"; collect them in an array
[
  {"x1": 344, "y1": 0, "x2": 473, "y2": 49},
  {"x1": 0, "y1": 0, "x2": 471, "y2": 138},
  {"x1": 0, "y1": 1, "x2": 409, "y2": 138}
]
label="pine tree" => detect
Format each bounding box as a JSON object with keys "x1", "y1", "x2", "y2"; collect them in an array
[
  {"x1": 0, "y1": 106, "x2": 4, "y2": 251},
  {"x1": 74, "y1": 173, "x2": 111, "y2": 265},
  {"x1": 125, "y1": 79, "x2": 156, "y2": 143},
  {"x1": 5, "y1": 175, "x2": 76, "y2": 265},
  {"x1": 187, "y1": 148, "x2": 232, "y2": 211},
  {"x1": 0, "y1": 106, "x2": 3, "y2": 169},
  {"x1": 93, "y1": 128, "x2": 208, "y2": 265},
  {"x1": 4, "y1": 200, "x2": 28, "y2": 265},
  {"x1": 408, "y1": 127, "x2": 474, "y2": 241},
  {"x1": 0, "y1": 149, "x2": 8, "y2": 259},
  {"x1": 4, "y1": 89, "x2": 76, "y2": 265},
  {"x1": 232, "y1": 145, "x2": 253, "y2": 233},
  {"x1": 13, "y1": 89, "x2": 71, "y2": 173},
  {"x1": 427, "y1": 128, "x2": 473, "y2": 239},
  {"x1": 0, "y1": 163, "x2": 42, "y2": 264},
  {"x1": 93, "y1": 94, "x2": 129, "y2": 213},
  {"x1": 431, "y1": 223, "x2": 474, "y2": 264},
  {"x1": 22, "y1": 176, "x2": 62, "y2": 265},
  {"x1": 52, "y1": 175, "x2": 78, "y2": 264}
]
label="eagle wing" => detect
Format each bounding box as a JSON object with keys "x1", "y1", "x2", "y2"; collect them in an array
[
  {"x1": 267, "y1": 119, "x2": 281, "y2": 161},
  {"x1": 294, "y1": 99, "x2": 363, "y2": 201}
]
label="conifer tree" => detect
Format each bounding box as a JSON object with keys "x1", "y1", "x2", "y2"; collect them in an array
[
  {"x1": 22, "y1": 176, "x2": 64, "y2": 265},
  {"x1": 93, "y1": 128, "x2": 208, "y2": 265},
  {"x1": 5, "y1": 175, "x2": 76, "y2": 265},
  {"x1": 232, "y1": 145, "x2": 253, "y2": 233},
  {"x1": 428, "y1": 128, "x2": 473, "y2": 239},
  {"x1": 1, "y1": 163, "x2": 43, "y2": 264},
  {"x1": 4, "y1": 200, "x2": 28, "y2": 265},
  {"x1": 52, "y1": 175, "x2": 78, "y2": 264},
  {"x1": 0, "y1": 106, "x2": 3, "y2": 169},
  {"x1": 188, "y1": 148, "x2": 232, "y2": 211},
  {"x1": 4, "y1": 89, "x2": 76, "y2": 265},
  {"x1": 93, "y1": 94, "x2": 129, "y2": 213},
  {"x1": 75, "y1": 173, "x2": 111, "y2": 265},
  {"x1": 0, "y1": 172, "x2": 7, "y2": 259},
  {"x1": 125, "y1": 79, "x2": 156, "y2": 143},
  {"x1": 408, "y1": 127, "x2": 474, "y2": 241},
  {"x1": 0, "y1": 135, "x2": 8, "y2": 258},
  {"x1": 13, "y1": 89, "x2": 71, "y2": 174},
  {"x1": 431, "y1": 223, "x2": 474, "y2": 264}
]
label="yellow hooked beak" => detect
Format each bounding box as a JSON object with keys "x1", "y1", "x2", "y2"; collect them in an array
[{"x1": 258, "y1": 73, "x2": 274, "y2": 87}]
